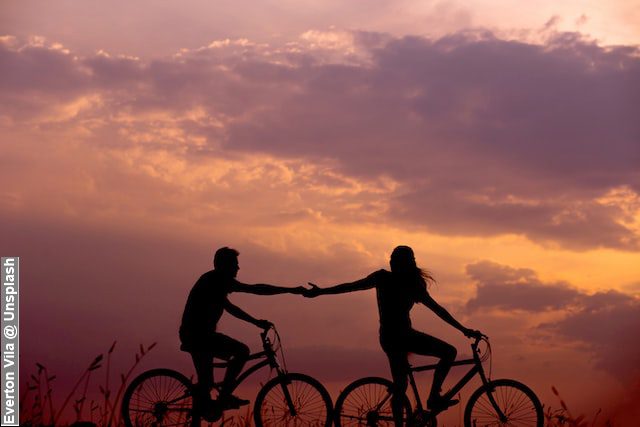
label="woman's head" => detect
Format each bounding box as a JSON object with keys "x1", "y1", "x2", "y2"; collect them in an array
[
  {"x1": 390, "y1": 245, "x2": 435, "y2": 288},
  {"x1": 390, "y1": 245, "x2": 417, "y2": 274}
]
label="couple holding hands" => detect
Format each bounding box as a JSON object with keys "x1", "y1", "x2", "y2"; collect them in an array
[{"x1": 179, "y1": 246, "x2": 483, "y2": 425}]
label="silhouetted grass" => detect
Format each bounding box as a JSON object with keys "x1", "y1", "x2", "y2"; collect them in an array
[
  {"x1": 21, "y1": 341, "x2": 156, "y2": 426},
  {"x1": 544, "y1": 386, "x2": 613, "y2": 427},
  {"x1": 20, "y1": 342, "x2": 262, "y2": 427}
]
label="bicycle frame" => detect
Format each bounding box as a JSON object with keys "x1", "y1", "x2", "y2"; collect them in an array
[
  {"x1": 406, "y1": 338, "x2": 505, "y2": 419},
  {"x1": 210, "y1": 329, "x2": 285, "y2": 395},
  {"x1": 208, "y1": 328, "x2": 303, "y2": 418}
]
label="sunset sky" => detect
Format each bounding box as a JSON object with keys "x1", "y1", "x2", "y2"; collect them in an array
[{"x1": 2, "y1": 1, "x2": 640, "y2": 425}]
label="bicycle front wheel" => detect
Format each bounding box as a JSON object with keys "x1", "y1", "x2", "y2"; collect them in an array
[
  {"x1": 464, "y1": 379, "x2": 543, "y2": 427},
  {"x1": 334, "y1": 377, "x2": 412, "y2": 427},
  {"x1": 254, "y1": 372, "x2": 333, "y2": 427},
  {"x1": 121, "y1": 368, "x2": 196, "y2": 427}
]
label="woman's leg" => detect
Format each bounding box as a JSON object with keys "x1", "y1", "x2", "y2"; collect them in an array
[
  {"x1": 385, "y1": 350, "x2": 409, "y2": 427},
  {"x1": 406, "y1": 330, "x2": 457, "y2": 406}
]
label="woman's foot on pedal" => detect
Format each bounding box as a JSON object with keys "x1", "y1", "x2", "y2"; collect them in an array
[{"x1": 427, "y1": 395, "x2": 459, "y2": 411}]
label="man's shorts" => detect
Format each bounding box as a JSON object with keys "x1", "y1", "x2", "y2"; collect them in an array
[{"x1": 180, "y1": 331, "x2": 249, "y2": 360}]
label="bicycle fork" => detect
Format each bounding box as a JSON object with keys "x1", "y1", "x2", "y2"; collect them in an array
[
  {"x1": 477, "y1": 367, "x2": 507, "y2": 422},
  {"x1": 278, "y1": 376, "x2": 299, "y2": 417},
  {"x1": 481, "y1": 384, "x2": 508, "y2": 422}
]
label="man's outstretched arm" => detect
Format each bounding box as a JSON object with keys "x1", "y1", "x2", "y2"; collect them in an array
[
  {"x1": 224, "y1": 300, "x2": 272, "y2": 329},
  {"x1": 233, "y1": 281, "x2": 305, "y2": 295}
]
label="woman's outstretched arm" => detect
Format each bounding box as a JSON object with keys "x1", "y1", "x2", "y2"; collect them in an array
[{"x1": 306, "y1": 273, "x2": 377, "y2": 297}]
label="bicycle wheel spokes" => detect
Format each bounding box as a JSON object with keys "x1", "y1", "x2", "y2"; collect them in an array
[
  {"x1": 465, "y1": 379, "x2": 543, "y2": 427},
  {"x1": 343, "y1": 383, "x2": 393, "y2": 425},
  {"x1": 335, "y1": 377, "x2": 411, "y2": 427},
  {"x1": 255, "y1": 373, "x2": 332, "y2": 427},
  {"x1": 123, "y1": 369, "x2": 194, "y2": 427}
]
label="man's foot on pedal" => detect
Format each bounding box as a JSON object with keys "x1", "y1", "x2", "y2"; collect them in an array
[
  {"x1": 427, "y1": 395, "x2": 459, "y2": 411},
  {"x1": 193, "y1": 398, "x2": 222, "y2": 422},
  {"x1": 218, "y1": 393, "x2": 250, "y2": 409}
]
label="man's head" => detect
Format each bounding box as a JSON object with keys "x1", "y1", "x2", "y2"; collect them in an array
[{"x1": 213, "y1": 247, "x2": 240, "y2": 278}]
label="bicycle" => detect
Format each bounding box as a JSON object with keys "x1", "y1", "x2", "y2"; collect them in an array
[
  {"x1": 334, "y1": 335, "x2": 543, "y2": 426},
  {"x1": 121, "y1": 325, "x2": 333, "y2": 426}
]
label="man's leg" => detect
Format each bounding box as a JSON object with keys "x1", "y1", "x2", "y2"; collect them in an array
[
  {"x1": 386, "y1": 351, "x2": 409, "y2": 427},
  {"x1": 406, "y1": 330, "x2": 457, "y2": 408},
  {"x1": 212, "y1": 333, "x2": 250, "y2": 404},
  {"x1": 189, "y1": 350, "x2": 214, "y2": 408}
]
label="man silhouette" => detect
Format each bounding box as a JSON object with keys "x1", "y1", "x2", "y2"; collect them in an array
[{"x1": 179, "y1": 247, "x2": 304, "y2": 417}]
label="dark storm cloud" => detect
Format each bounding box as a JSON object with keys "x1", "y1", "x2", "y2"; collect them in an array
[
  {"x1": 465, "y1": 260, "x2": 640, "y2": 379},
  {"x1": 2, "y1": 31, "x2": 639, "y2": 250}
]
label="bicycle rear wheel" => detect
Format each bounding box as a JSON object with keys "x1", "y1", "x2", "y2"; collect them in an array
[
  {"x1": 121, "y1": 368, "x2": 197, "y2": 427},
  {"x1": 334, "y1": 377, "x2": 412, "y2": 427},
  {"x1": 464, "y1": 379, "x2": 543, "y2": 427},
  {"x1": 254, "y1": 372, "x2": 333, "y2": 427}
]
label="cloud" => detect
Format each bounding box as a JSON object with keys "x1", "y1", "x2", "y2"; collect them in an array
[
  {"x1": 465, "y1": 260, "x2": 582, "y2": 312},
  {"x1": 1, "y1": 30, "x2": 639, "y2": 250},
  {"x1": 540, "y1": 291, "x2": 640, "y2": 379},
  {"x1": 465, "y1": 260, "x2": 640, "y2": 380}
]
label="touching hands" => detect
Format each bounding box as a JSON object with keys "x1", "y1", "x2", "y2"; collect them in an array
[
  {"x1": 288, "y1": 284, "x2": 323, "y2": 297},
  {"x1": 302, "y1": 283, "x2": 323, "y2": 298},
  {"x1": 291, "y1": 286, "x2": 307, "y2": 295}
]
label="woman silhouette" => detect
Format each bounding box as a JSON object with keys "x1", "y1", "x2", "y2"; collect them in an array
[{"x1": 306, "y1": 245, "x2": 482, "y2": 426}]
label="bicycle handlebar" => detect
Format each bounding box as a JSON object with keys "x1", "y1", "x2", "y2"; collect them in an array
[
  {"x1": 471, "y1": 333, "x2": 489, "y2": 347},
  {"x1": 260, "y1": 323, "x2": 275, "y2": 340}
]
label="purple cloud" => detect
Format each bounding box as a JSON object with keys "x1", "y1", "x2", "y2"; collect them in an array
[
  {"x1": 465, "y1": 260, "x2": 581, "y2": 312},
  {"x1": 465, "y1": 260, "x2": 640, "y2": 379},
  {"x1": 540, "y1": 290, "x2": 640, "y2": 379},
  {"x1": 2, "y1": 30, "x2": 639, "y2": 250}
]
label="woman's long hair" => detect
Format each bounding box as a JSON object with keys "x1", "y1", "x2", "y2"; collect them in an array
[{"x1": 390, "y1": 246, "x2": 436, "y2": 291}]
